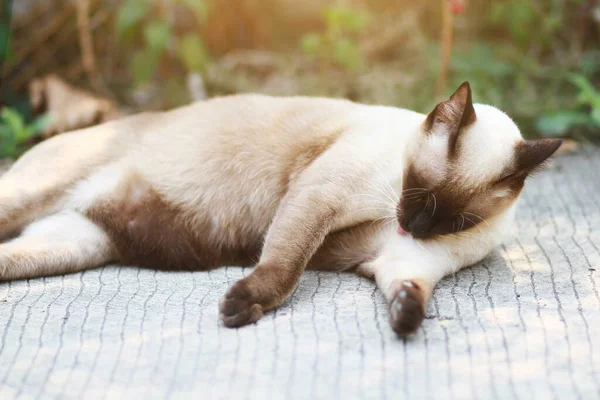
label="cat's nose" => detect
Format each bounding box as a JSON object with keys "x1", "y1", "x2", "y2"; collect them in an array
[{"x1": 408, "y1": 212, "x2": 431, "y2": 237}]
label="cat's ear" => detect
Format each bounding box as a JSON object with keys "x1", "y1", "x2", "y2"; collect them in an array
[
  {"x1": 497, "y1": 139, "x2": 563, "y2": 187},
  {"x1": 424, "y1": 81, "x2": 476, "y2": 155},
  {"x1": 514, "y1": 139, "x2": 563, "y2": 176}
]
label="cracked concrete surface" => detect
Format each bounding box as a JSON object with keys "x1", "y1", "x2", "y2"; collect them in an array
[{"x1": 0, "y1": 148, "x2": 599, "y2": 399}]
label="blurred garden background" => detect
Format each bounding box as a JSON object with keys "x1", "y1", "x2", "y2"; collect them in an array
[{"x1": 0, "y1": 0, "x2": 599, "y2": 159}]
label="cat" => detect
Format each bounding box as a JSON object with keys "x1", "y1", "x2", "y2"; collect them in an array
[{"x1": 0, "y1": 82, "x2": 561, "y2": 335}]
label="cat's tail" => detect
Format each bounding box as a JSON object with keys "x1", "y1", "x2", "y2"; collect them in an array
[{"x1": 0, "y1": 121, "x2": 129, "y2": 239}]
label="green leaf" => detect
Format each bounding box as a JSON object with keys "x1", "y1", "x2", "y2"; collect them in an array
[
  {"x1": 28, "y1": 113, "x2": 51, "y2": 138},
  {"x1": 488, "y1": 3, "x2": 507, "y2": 24},
  {"x1": 178, "y1": 0, "x2": 211, "y2": 24},
  {"x1": 300, "y1": 34, "x2": 322, "y2": 55},
  {"x1": 130, "y1": 49, "x2": 159, "y2": 85},
  {"x1": 590, "y1": 109, "x2": 600, "y2": 128},
  {"x1": 323, "y1": 6, "x2": 369, "y2": 33},
  {"x1": 0, "y1": 124, "x2": 17, "y2": 158},
  {"x1": 144, "y1": 20, "x2": 171, "y2": 53},
  {"x1": 0, "y1": 107, "x2": 26, "y2": 138},
  {"x1": 569, "y1": 73, "x2": 600, "y2": 108},
  {"x1": 333, "y1": 38, "x2": 361, "y2": 71},
  {"x1": 177, "y1": 35, "x2": 209, "y2": 72},
  {"x1": 535, "y1": 110, "x2": 590, "y2": 136},
  {"x1": 117, "y1": 0, "x2": 149, "y2": 36},
  {"x1": 580, "y1": 51, "x2": 600, "y2": 76},
  {"x1": 323, "y1": 6, "x2": 343, "y2": 31},
  {"x1": 342, "y1": 10, "x2": 369, "y2": 32}
]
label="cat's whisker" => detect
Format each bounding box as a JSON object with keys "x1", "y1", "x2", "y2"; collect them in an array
[
  {"x1": 374, "y1": 218, "x2": 398, "y2": 236},
  {"x1": 349, "y1": 207, "x2": 396, "y2": 217},
  {"x1": 401, "y1": 196, "x2": 425, "y2": 203},
  {"x1": 460, "y1": 213, "x2": 465, "y2": 231},
  {"x1": 369, "y1": 217, "x2": 397, "y2": 235},
  {"x1": 414, "y1": 239, "x2": 427, "y2": 252},
  {"x1": 353, "y1": 174, "x2": 398, "y2": 208},
  {"x1": 368, "y1": 160, "x2": 400, "y2": 203},
  {"x1": 383, "y1": 218, "x2": 397, "y2": 227},
  {"x1": 369, "y1": 215, "x2": 396, "y2": 228},
  {"x1": 463, "y1": 212, "x2": 491, "y2": 230},
  {"x1": 345, "y1": 188, "x2": 398, "y2": 212},
  {"x1": 348, "y1": 192, "x2": 394, "y2": 206},
  {"x1": 357, "y1": 167, "x2": 398, "y2": 204},
  {"x1": 402, "y1": 192, "x2": 427, "y2": 199},
  {"x1": 431, "y1": 193, "x2": 437, "y2": 218},
  {"x1": 422, "y1": 193, "x2": 431, "y2": 212},
  {"x1": 461, "y1": 215, "x2": 485, "y2": 234}
]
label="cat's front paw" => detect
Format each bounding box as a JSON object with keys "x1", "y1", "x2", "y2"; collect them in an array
[
  {"x1": 389, "y1": 280, "x2": 425, "y2": 335},
  {"x1": 220, "y1": 278, "x2": 265, "y2": 328}
]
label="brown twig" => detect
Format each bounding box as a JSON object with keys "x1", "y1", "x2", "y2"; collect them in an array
[
  {"x1": 76, "y1": 0, "x2": 101, "y2": 89},
  {"x1": 9, "y1": 5, "x2": 75, "y2": 73},
  {"x1": 11, "y1": 19, "x2": 80, "y2": 91},
  {"x1": 436, "y1": 0, "x2": 454, "y2": 100}
]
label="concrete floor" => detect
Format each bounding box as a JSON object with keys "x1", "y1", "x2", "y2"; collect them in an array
[{"x1": 0, "y1": 148, "x2": 599, "y2": 399}]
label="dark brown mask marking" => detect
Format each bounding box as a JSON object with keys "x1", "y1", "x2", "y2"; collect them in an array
[{"x1": 398, "y1": 82, "x2": 563, "y2": 240}]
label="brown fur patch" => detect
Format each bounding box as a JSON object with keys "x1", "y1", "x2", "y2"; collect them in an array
[
  {"x1": 85, "y1": 171, "x2": 371, "y2": 274},
  {"x1": 398, "y1": 162, "x2": 520, "y2": 240},
  {"x1": 307, "y1": 220, "x2": 384, "y2": 271},
  {"x1": 282, "y1": 128, "x2": 343, "y2": 190},
  {"x1": 86, "y1": 176, "x2": 262, "y2": 271},
  {"x1": 388, "y1": 279, "x2": 426, "y2": 335},
  {"x1": 512, "y1": 139, "x2": 563, "y2": 177}
]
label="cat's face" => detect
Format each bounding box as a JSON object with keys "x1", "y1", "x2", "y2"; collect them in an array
[{"x1": 397, "y1": 82, "x2": 562, "y2": 239}]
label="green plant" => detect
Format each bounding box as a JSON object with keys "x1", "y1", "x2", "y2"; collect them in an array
[
  {"x1": 0, "y1": 108, "x2": 49, "y2": 158},
  {"x1": 536, "y1": 74, "x2": 600, "y2": 137},
  {"x1": 300, "y1": 5, "x2": 369, "y2": 71},
  {"x1": 116, "y1": 0, "x2": 211, "y2": 101},
  {"x1": 487, "y1": 0, "x2": 562, "y2": 51}
]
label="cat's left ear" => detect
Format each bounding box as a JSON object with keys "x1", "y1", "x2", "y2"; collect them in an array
[
  {"x1": 513, "y1": 138, "x2": 563, "y2": 177},
  {"x1": 424, "y1": 81, "x2": 477, "y2": 155},
  {"x1": 496, "y1": 138, "x2": 563, "y2": 189}
]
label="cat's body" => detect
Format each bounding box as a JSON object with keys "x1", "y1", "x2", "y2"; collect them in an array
[{"x1": 0, "y1": 83, "x2": 561, "y2": 334}]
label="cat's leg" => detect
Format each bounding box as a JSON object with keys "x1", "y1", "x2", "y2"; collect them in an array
[
  {"x1": 0, "y1": 211, "x2": 117, "y2": 281},
  {"x1": 220, "y1": 187, "x2": 346, "y2": 327},
  {"x1": 363, "y1": 228, "x2": 500, "y2": 336},
  {"x1": 0, "y1": 171, "x2": 65, "y2": 240},
  {"x1": 370, "y1": 258, "x2": 448, "y2": 336},
  {"x1": 0, "y1": 126, "x2": 120, "y2": 240}
]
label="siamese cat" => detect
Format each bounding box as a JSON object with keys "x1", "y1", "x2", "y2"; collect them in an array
[{"x1": 0, "y1": 82, "x2": 561, "y2": 335}]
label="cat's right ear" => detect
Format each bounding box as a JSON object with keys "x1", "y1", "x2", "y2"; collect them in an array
[{"x1": 424, "y1": 82, "x2": 477, "y2": 156}]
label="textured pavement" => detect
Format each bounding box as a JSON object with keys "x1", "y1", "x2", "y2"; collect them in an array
[{"x1": 0, "y1": 148, "x2": 599, "y2": 399}]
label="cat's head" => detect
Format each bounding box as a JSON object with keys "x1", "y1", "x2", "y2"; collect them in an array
[{"x1": 397, "y1": 82, "x2": 562, "y2": 239}]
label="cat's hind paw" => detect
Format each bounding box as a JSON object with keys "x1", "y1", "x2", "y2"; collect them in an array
[{"x1": 388, "y1": 280, "x2": 425, "y2": 336}]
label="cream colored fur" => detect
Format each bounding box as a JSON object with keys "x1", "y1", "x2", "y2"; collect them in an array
[{"x1": 0, "y1": 90, "x2": 533, "y2": 333}]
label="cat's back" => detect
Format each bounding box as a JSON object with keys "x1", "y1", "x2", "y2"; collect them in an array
[
  {"x1": 133, "y1": 93, "x2": 367, "y2": 194},
  {"x1": 140, "y1": 93, "x2": 365, "y2": 146}
]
